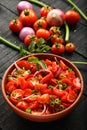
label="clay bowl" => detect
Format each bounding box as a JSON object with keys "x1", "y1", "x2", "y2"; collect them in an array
[{"x1": 1, "y1": 53, "x2": 84, "y2": 122}]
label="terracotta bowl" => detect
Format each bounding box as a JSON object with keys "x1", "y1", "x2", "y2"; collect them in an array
[{"x1": 1, "y1": 53, "x2": 84, "y2": 122}]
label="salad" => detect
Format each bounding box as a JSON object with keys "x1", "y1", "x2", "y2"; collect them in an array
[{"x1": 5, "y1": 55, "x2": 81, "y2": 115}]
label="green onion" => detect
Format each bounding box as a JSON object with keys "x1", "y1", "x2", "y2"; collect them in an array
[
  {"x1": 0, "y1": 36, "x2": 30, "y2": 56},
  {"x1": 28, "y1": 0, "x2": 48, "y2": 7},
  {"x1": 64, "y1": 21, "x2": 70, "y2": 43},
  {"x1": 25, "y1": 108, "x2": 31, "y2": 113}
]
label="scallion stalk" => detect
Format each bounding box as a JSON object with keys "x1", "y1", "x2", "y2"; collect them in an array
[{"x1": 0, "y1": 36, "x2": 30, "y2": 56}]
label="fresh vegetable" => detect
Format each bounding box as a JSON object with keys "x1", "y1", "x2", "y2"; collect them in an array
[
  {"x1": 51, "y1": 43, "x2": 65, "y2": 55},
  {"x1": 17, "y1": 1, "x2": 33, "y2": 14},
  {"x1": 5, "y1": 56, "x2": 81, "y2": 115},
  {"x1": 19, "y1": 27, "x2": 35, "y2": 41},
  {"x1": 46, "y1": 9, "x2": 65, "y2": 27},
  {"x1": 19, "y1": 9, "x2": 38, "y2": 27},
  {"x1": 65, "y1": 43, "x2": 75, "y2": 53},
  {"x1": 28, "y1": 38, "x2": 51, "y2": 53},
  {"x1": 51, "y1": 34, "x2": 64, "y2": 45},
  {"x1": 40, "y1": 6, "x2": 52, "y2": 17},
  {"x1": 64, "y1": 21, "x2": 70, "y2": 42},
  {"x1": 36, "y1": 28, "x2": 50, "y2": 40},
  {"x1": 9, "y1": 19, "x2": 23, "y2": 33},
  {"x1": 49, "y1": 26, "x2": 60, "y2": 35},
  {"x1": 28, "y1": 0, "x2": 87, "y2": 21},
  {"x1": 24, "y1": 34, "x2": 38, "y2": 46},
  {"x1": 0, "y1": 36, "x2": 30, "y2": 56},
  {"x1": 65, "y1": 10, "x2": 80, "y2": 25},
  {"x1": 66, "y1": 0, "x2": 87, "y2": 21},
  {"x1": 33, "y1": 18, "x2": 47, "y2": 31}
]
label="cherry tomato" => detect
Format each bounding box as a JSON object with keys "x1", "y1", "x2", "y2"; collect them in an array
[
  {"x1": 49, "y1": 26, "x2": 60, "y2": 35},
  {"x1": 51, "y1": 34, "x2": 64, "y2": 44},
  {"x1": 40, "y1": 6, "x2": 52, "y2": 17},
  {"x1": 9, "y1": 19, "x2": 23, "y2": 33},
  {"x1": 24, "y1": 34, "x2": 38, "y2": 46},
  {"x1": 10, "y1": 89, "x2": 24, "y2": 105},
  {"x1": 65, "y1": 43, "x2": 75, "y2": 53},
  {"x1": 51, "y1": 43, "x2": 65, "y2": 55},
  {"x1": 36, "y1": 28, "x2": 50, "y2": 40},
  {"x1": 20, "y1": 9, "x2": 38, "y2": 26},
  {"x1": 33, "y1": 19, "x2": 47, "y2": 31},
  {"x1": 16, "y1": 101, "x2": 29, "y2": 111},
  {"x1": 65, "y1": 10, "x2": 80, "y2": 25}
]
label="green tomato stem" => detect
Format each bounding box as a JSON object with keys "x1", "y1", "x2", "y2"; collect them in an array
[
  {"x1": 0, "y1": 36, "x2": 30, "y2": 55},
  {"x1": 64, "y1": 21, "x2": 70, "y2": 42},
  {"x1": 66, "y1": 0, "x2": 87, "y2": 21},
  {"x1": 28, "y1": 0, "x2": 48, "y2": 7}
]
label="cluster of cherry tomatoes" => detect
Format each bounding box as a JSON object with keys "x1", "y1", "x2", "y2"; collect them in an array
[{"x1": 8, "y1": 2, "x2": 80, "y2": 55}]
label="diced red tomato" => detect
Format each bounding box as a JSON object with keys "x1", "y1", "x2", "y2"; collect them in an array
[
  {"x1": 41, "y1": 72, "x2": 54, "y2": 84},
  {"x1": 16, "y1": 101, "x2": 29, "y2": 111},
  {"x1": 10, "y1": 89, "x2": 24, "y2": 105},
  {"x1": 5, "y1": 81, "x2": 16, "y2": 94},
  {"x1": 59, "y1": 60, "x2": 68, "y2": 70},
  {"x1": 38, "y1": 94, "x2": 50, "y2": 104},
  {"x1": 16, "y1": 60, "x2": 30, "y2": 70},
  {"x1": 73, "y1": 77, "x2": 81, "y2": 90}
]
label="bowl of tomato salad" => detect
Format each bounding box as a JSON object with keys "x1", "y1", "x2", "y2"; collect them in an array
[{"x1": 1, "y1": 53, "x2": 83, "y2": 122}]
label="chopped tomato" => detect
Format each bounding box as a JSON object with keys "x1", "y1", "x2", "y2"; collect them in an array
[
  {"x1": 10, "y1": 89, "x2": 24, "y2": 105},
  {"x1": 5, "y1": 81, "x2": 16, "y2": 94},
  {"x1": 16, "y1": 101, "x2": 29, "y2": 111},
  {"x1": 16, "y1": 60, "x2": 30, "y2": 70},
  {"x1": 41, "y1": 72, "x2": 54, "y2": 84}
]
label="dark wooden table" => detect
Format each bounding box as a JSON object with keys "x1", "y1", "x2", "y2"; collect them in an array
[{"x1": 0, "y1": 0, "x2": 87, "y2": 130}]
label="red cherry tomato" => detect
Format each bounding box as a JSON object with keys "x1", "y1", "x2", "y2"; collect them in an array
[
  {"x1": 19, "y1": 9, "x2": 38, "y2": 26},
  {"x1": 36, "y1": 28, "x2": 50, "y2": 40},
  {"x1": 65, "y1": 10, "x2": 80, "y2": 25},
  {"x1": 33, "y1": 19, "x2": 47, "y2": 31},
  {"x1": 9, "y1": 19, "x2": 23, "y2": 33},
  {"x1": 65, "y1": 43, "x2": 75, "y2": 53},
  {"x1": 49, "y1": 26, "x2": 60, "y2": 35},
  {"x1": 40, "y1": 6, "x2": 52, "y2": 17},
  {"x1": 51, "y1": 34, "x2": 64, "y2": 44},
  {"x1": 51, "y1": 43, "x2": 65, "y2": 55},
  {"x1": 24, "y1": 34, "x2": 38, "y2": 46}
]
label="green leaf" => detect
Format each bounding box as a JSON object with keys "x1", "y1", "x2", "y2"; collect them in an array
[
  {"x1": 28, "y1": 57, "x2": 46, "y2": 69},
  {"x1": 28, "y1": 41, "x2": 36, "y2": 53}
]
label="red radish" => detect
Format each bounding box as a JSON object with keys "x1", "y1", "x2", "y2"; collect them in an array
[{"x1": 46, "y1": 9, "x2": 65, "y2": 27}]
